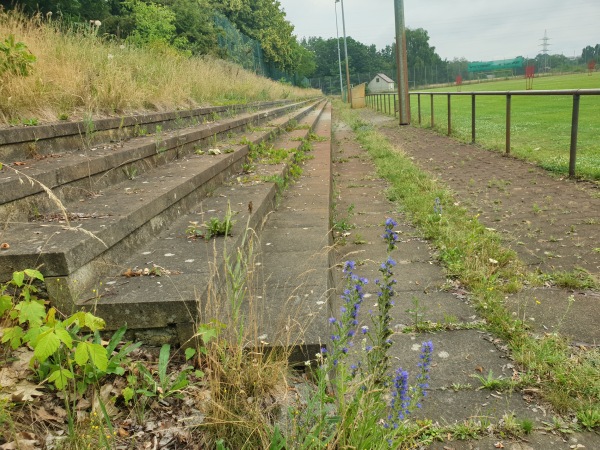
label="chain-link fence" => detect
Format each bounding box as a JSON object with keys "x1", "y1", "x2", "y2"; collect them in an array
[
  {"x1": 214, "y1": 14, "x2": 300, "y2": 85},
  {"x1": 309, "y1": 63, "x2": 595, "y2": 95}
]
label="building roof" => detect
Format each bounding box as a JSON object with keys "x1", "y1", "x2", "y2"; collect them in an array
[{"x1": 375, "y1": 73, "x2": 394, "y2": 83}]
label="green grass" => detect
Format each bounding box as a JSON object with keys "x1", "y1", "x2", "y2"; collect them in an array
[
  {"x1": 378, "y1": 74, "x2": 600, "y2": 180},
  {"x1": 336, "y1": 99, "x2": 600, "y2": 425}
]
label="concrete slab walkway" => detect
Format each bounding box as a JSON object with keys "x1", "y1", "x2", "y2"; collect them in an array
[{"x1": 330, "y1": 110, "x2": 600, "y2": 449}]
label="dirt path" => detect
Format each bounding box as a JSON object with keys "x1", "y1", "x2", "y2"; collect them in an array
[{"x1": 357, "y1": 109, "x2": 600, "y2": 345}]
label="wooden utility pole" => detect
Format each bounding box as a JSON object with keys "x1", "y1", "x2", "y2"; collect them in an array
[
  {"x1": 394, "y1": 0, "x2": 410, "y2": 124},
  {"x1": 340, "y1": 0, "x2": 352, "y2": 104}
]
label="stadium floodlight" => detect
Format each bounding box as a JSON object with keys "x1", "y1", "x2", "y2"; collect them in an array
[{"x1": 334, "y1": 1, "x2": 344, "y2": 99}]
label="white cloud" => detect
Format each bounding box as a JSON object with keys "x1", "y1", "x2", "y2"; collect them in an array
[{"x1": 279, "y1": 0, "x2": 600, "y2": 61}]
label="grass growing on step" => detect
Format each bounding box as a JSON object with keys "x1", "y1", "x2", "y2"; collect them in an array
[
  {"x1": 335, "y1": 99, "x2": 600, "y2": 426},
  {"x1": 186, "y1": 207, "x2": 236, "y2": 241},
  {"x1": 0, "y1": 10, "x2": 318, "y2": 125}
]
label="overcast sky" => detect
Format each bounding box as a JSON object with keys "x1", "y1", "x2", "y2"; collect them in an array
[{"x1": 278, "y1": 0, "x2": 600, "y2": 62}]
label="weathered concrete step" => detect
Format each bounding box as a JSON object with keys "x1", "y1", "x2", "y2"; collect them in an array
[
  {"x1": 0, "y1": 101, "x2": 325, "y2": 307},
  {"x1": 255, "y1": 102, "x2": 333, "y2": 363},
  {"x1": 76, "y1": 102, "x2": 329, "y2": 346},
  {"x1": 0, "y1": 99, "x2": 301, "y2": 163},
  {"x1": 0, "y1": 100, "x2": 316, "y2": 221}
]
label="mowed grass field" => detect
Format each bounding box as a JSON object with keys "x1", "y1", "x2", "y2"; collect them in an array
[{"x1": 405, "y1": 74, "x2": 600, "y2": 181}]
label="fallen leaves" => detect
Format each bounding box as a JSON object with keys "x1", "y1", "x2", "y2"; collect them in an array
[
  {"x1": 0, "y1": 349, "x2": 44, "y2": 402},
  {"x1": 0, "y1": 432, "x2": 39, "y2": 450}
]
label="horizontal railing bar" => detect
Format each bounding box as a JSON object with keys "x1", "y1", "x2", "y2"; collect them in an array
[{"x1": 366, "y1": 89, "x2": 600, "y2": 96}]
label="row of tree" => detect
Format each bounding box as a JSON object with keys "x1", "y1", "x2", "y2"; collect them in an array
[
  {"x1": 4, "y1": 1, "x2": 598, "y2": 86},
  {"x1": 303, "y1": 30, "x2": 599, "y2": 89}
]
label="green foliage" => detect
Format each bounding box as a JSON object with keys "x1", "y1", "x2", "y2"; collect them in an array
[
  {"x1": 0, "y1": 270, "x2": 138, "y2": 393},
  {"x1": 333, "y1": 203, "x2": 355, "y2": 234},
  {"x1": 125, "y1": 0, "x2": 178, "y2": 47},
  {"x1": 186, "y1": 209, "x2": 235, "y2": 240},
  {"x1": 126, "y1": 344, "x2": 197, "y2": 400},
  {"x1": 0, "y1": 34, "x2": 36, "y2": 77},
  {"x1": 577, "y1": 407, "x2": 600, "y2": 430},
  {"x1": 471, "y1": 370, "x2": 512, "y2": 391},
  {"x1": 212, "y1": 0, "x2": 299, "y2": 72},
  {"x1": 162, "y1": 0, "x2": 221, "y2": 55},
  {"x1": 21, "y1": 117, "x2": 39, "y2": 126}
]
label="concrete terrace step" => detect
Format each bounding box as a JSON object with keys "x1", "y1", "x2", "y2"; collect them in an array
[
  {"x1": 0, "y1": 100, "x2": 296, "y2": 163},
  {"x1": 75, "y1": 101, "x2": 331, "y2": 349},
  {"x1": 0, "y1": 100, "x2": 313, "y2": 223},
  {"x1": 0, "y1": 100, "x2": 325, "y2": 311}
]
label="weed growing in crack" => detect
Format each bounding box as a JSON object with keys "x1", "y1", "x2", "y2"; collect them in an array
[
  {"x1": 186, "y1": 208, "x2": 236, "y2": 240},
  {"x1": 154, "y1": 125, "x2": 167, "y2": 154}
]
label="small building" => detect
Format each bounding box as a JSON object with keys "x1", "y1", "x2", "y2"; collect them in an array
[{"x1": 367, "y1": 73, "x2": 395, "y2": 93}]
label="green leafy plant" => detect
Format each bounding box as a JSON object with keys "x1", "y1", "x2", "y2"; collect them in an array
[
  {"x1": 21, "y1": 118, "x2": 38, "y2": 126},
  {"x1": 154, "y1": 125, "x2": 167, "y2": 154},
  {"x1": 333, "y1": 203, "x2": 355, "y2": 234},
  {"x1": 406, "y1": 296, "x2": 428, "y2": 331},
  {"x1": 471, "y1": 370, "x2": 511, "y2": 391},
  {"x1": 123, "y1": 344, "x2": 196, "y2": 402},
  {"x1": 0, "y1": 34, "x2": 36, "y2": 77},
  {"x1": 577, "y1": 407, "x2": 600, "y2": 430},
  {"x1": 0, "y1": 270, "x2": 136, "y2": 394},
  {"x1": 186, "y1": 209, "x2": 235, "y2": 240}
]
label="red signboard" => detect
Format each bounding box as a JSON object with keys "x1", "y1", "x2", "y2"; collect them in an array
[
  {"x1": 525, "y1": 66, "x2": 535, "y2": 78},
  {"x1": 525, "y1": 65, "x2": 535, "y2": 89},
  {"x1": 455, "y1": 75, "x2": 463, "y2": 91}
]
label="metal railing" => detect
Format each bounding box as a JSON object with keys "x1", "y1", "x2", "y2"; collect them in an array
[{"x1": 366, "y1": 89, "x2": 600, "y2": 177}]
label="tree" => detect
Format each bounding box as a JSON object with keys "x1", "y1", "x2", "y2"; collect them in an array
[
  {"x1": 581, "y1": 44, "x2": 600, "y2": 63},
  {"x1": 211, "y1": 0, "x2": 298, "y2": 72},
  {"x1": 160, "y1": 0, "x2": 220, "y2": 55},
  {"x1": 125, "y1": 1, "x2": 177, "y2": 47}
]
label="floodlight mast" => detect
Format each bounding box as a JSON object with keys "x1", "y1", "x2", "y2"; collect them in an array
[
  {"x1": 394, "y1": 0, "x2": 410, "y2": 124},
  {"x1": 338, "y1": 0, "x2": 352, "y2": 104},
  {"x1": 334, "y1": 1, "x2": 344, "y2": 99}
]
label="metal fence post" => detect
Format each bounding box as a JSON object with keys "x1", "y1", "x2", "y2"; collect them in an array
[
  {"x1": 418, "y1": 94, "x2": 422, "y2": 125},
  {"x1": 505, "y1": 94, "x2": 512, "y2": 154},
  {"x1": 471, "y1": 94, "x2": 476, "y2": 143},
  {"x1": 447, "y1": 94, "x2": 451, "y2": 136},
  {"x1": 430, "y1": 94, "x2": 434, "y2": 128},
  {"x1": 569, "y1": 94, "x2": 580, "y2": 177}
]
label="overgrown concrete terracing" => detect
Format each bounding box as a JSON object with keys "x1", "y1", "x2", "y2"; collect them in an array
[
  {"x1": 0, "y1": 99, "x2": 313, "y2": 223},
  {"x1": 0, "y1": 100, "x2": 325, "y2": 317},
  {"x1": 69, "y1": 101, "x2": 332, "y2": 348}
]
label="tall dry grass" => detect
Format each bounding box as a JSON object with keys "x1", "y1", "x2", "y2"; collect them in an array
[{"x1": 0, "y1": 9, "x2": 319, "y2": 125}]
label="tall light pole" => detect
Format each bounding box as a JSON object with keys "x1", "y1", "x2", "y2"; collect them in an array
[
  {"x1": 334, "y1": 1, "x2": 344, "y2": 99},
  {"x1": 339, "y1": 0, "x2": 352, "y2": 104},
  {"x1": 394, "y1": 0, "x2": 410, "y2": 124}
]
